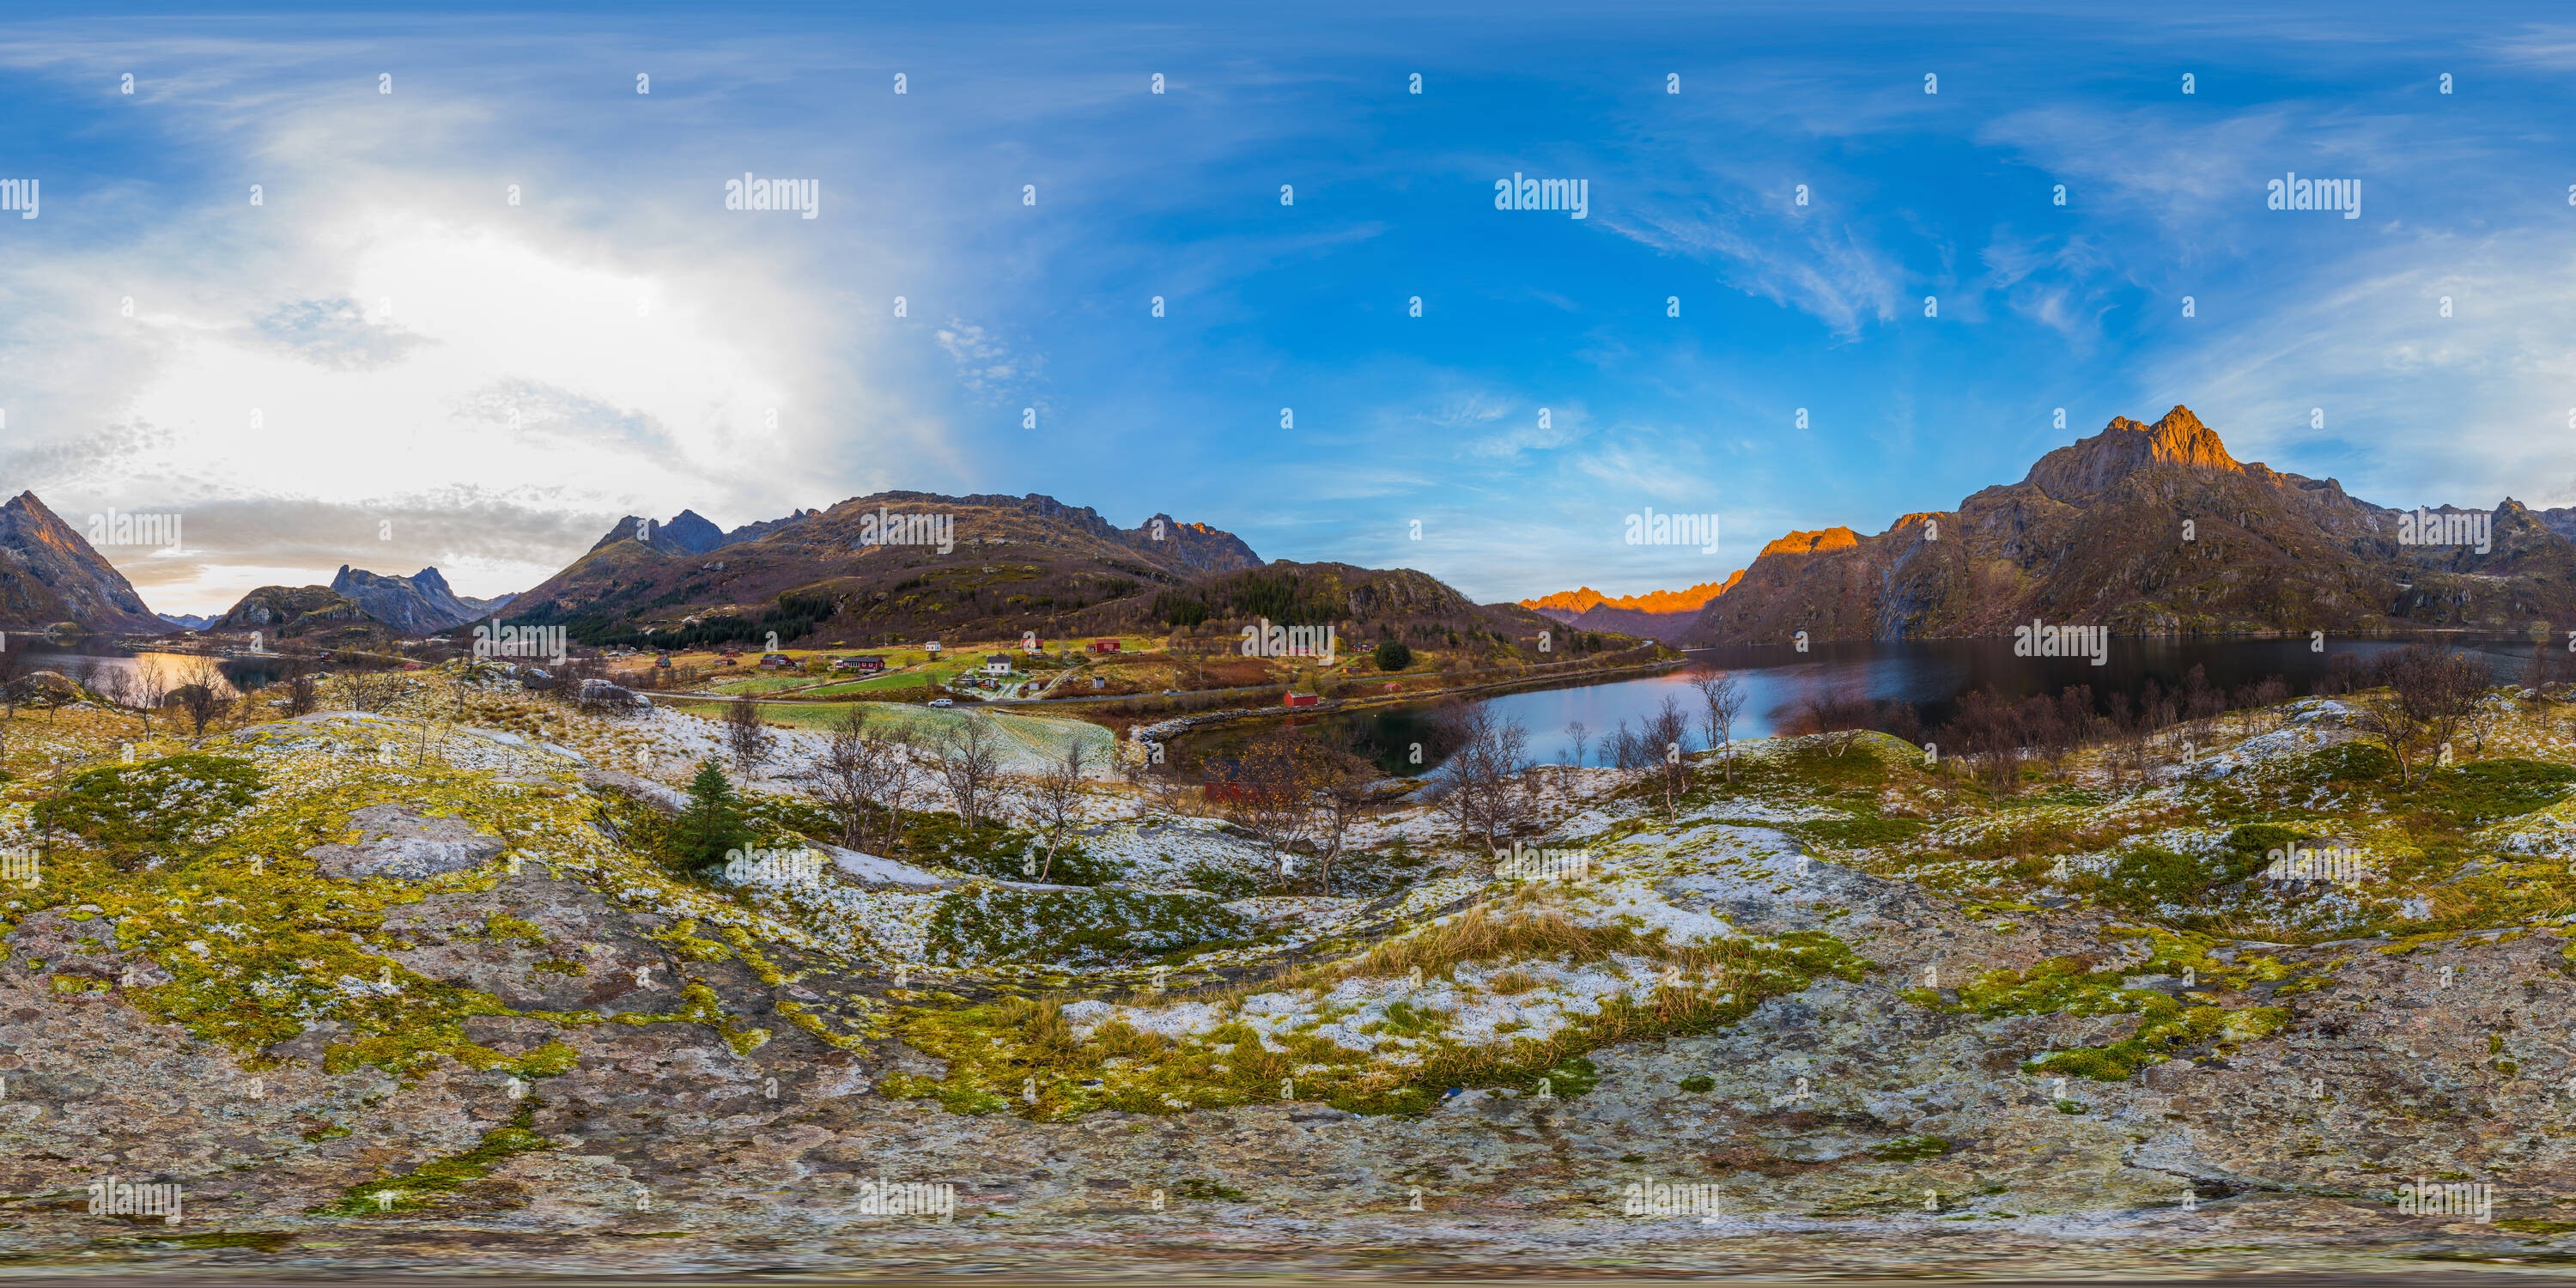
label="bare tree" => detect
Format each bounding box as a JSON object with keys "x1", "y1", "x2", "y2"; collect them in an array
[
  {"x1": 283, "y1": 654, "x2": 319, "y2": 717},
  {"x1": 129, "y1": 659, "x2": 171, "y2": 734},
  {"x1": 723, "y1": 693, "x2": 776, "y2": 779},
  {"x1": 1793, "y1": 687, "x2": 1874, "y2": 756},
  {"x1": 69, "y1": 655, "x2": 102, "y2": 701},
  {"x1": 1029, "y1": 736, "x2": 1091, "y2": 881},
  {"x1": 1563, "y1": 719, "x2": 1590, "y2": 769},
  {"x1": 1643, "y1": 695, "x2": 1693, "y2": 818},
  {"x1": 1435, "y1": 706, "x2": 1534, "y2": 849},
  {"x1": 337, "y1": 663, "x2": 404, "y2": 714},
  {"x1": 0, "y1": 642, "x2": 27, "y2": 727},
  {"x1": 2249, "y1": 675, "x2": 2291, "y2": 729},
  {"x1": 805, "y1": 705, "x2": 920, "y2": 855},
  {"x1": 2351, "y1": 643, "x2": 2488, "y2": 785},
  {"x1": 1309, "y1": 738, "x2": 1380, "y2": 896},
  {"x1": 1216, "y1": 730, "x2": 1323, "y2": 876},
  {"x1": 1691, "y1": 671, "x2": 1748, "y2": 784},
  {"x1": 938, "y1": 713, "x2": 1006, "y2": 829},
  {"x1": 173, "y1": 656, "x2": 233, "y2": 737}
]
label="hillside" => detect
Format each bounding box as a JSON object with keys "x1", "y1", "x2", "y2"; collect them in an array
[
  {"x1": 1, "y1": 664, "x2": 2570, "y2": 1273},
  {"x1": 0, "y1": 491, "x2": 167, "y2": 634},
  {"x1": 1078, "y1": 559, "x2": 1567, "y2": 653},
  {"x1": 215, "y1": 584, "x2": 406, "y2": 648},
  {"x1": 1691, "y1": 406, "x2": 2576, "y2": 643}
]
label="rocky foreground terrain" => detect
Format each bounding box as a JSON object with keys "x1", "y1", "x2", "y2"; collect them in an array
[{"x1": 1, "y1": 666, "x2": 2573, "y2": 1279}]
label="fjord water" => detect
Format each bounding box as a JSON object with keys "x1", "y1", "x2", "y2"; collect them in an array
[
  {"x1": 11, "y1": 646, "x2": 258, "y2": 698},
  {"x1": 1340, "y1": 634, "x2": 2552, "y2": 773}
]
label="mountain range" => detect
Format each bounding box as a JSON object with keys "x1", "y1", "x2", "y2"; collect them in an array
[
  {"x1": 328, "y1": 566, "x2": 515, "y2": 634},
  {"x1": 506, "y1": 490, "x2": 1553, "y2": 649},
  {"x1": 1520, "y1": 580, "x2": 1737, "y2": 643},
  {"x1": 1685, "y1": 406, "x2": 2576, "y2": 643},
  {"x1": 12, "y1": 408, "x2": 2569, "y2": 649}
]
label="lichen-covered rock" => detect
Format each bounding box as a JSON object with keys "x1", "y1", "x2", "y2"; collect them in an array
[
  {"x1": 12, "y1": 670, "x2": 86, "y2": 707},
  {"x1": 3, "y1": 686, "x2": 2574, "y2": 1276},
  {"x1": 577, "y1": 678, "x2": 649, "y2": 709},
  {"x1": 307, "y1": 804, "x2": 507, "y2": 881}
]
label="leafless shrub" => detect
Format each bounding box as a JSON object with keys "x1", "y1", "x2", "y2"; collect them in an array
[
  {"x1": 1435, "y1": 705, "x2": 1535, "y2": 848},
  {"x1": 939, "y1": 713, "x2": 1006, "y2": 829},
  {"x1": 803, "y1": 705, "x2": 920, "y2": 855},
  {"x1": 1029, "y1": 737, "x2": 1091, "y2": 882},
  {"x1": 1691, "y1": 671, "x2": 1747, "y2": 784},
  {"x1": 723, "y1": 693, "x2": 776, "y2": 777},
  {"x1": 337, "y1": 663, "x2": 405, "y2": 713},
  {"x1": 173, "y1": 656, "x2": 233, "y2": 737}
]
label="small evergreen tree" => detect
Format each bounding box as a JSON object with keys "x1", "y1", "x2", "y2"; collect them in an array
[
  {"x1": 1373, "y1": 640, "x2": 1413, "y2": 671},
  {"x1": 674, "y1": 760, "x2": 752, "y2": 870}
]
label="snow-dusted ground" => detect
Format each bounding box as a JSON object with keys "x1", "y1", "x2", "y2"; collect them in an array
[
  {"x1": 1065, "y1": 814, "x2": 1277, "y2": 889},
  {"x1": 814, "y1": 841, "x2": 948, "y2": 889}
]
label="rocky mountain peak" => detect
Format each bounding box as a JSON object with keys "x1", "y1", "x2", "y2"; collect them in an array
[
  {"x1": 1759, "y1": 526, "x2": 1862, "y2": 558},
  {"x1": 328, "y1": 565, "x2": 489, "y2": 634},
  {"x1": 2026, "y1": 405, "x2": 2244, "y2": 505},
  {"x1": 0, "y1": 490, "x2": 165, "y2": 633}
]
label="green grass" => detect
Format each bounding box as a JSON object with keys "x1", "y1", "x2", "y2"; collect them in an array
[
  {"x1": 33, "y1": 754, "x2": 263, "y2": 856},
  {"x1": 310, "y1": 1101, "x2": 555, "y2": 1215}
]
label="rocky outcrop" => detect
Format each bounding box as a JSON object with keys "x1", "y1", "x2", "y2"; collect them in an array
[
  {"x1": 1124, "y1": 512, "x2": 1265, "y2": 574},
  {"x1": 306, "y1": 804, "x2": 507, "y2": 880}
]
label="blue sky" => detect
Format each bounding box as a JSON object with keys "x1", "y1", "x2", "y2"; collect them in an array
[{"x1": 4, "y1": 2, "x2": 2574, "y2": 616}]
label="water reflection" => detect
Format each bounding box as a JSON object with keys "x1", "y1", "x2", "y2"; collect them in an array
[
  {"x1": 4, "y1": 646, "x2": 262, "y2": 700},
  {"x1": 1279, "y1": 634, "x2": 2553, "y2": 775}
]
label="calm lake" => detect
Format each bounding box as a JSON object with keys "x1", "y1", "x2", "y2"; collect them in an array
[
  {"x1": 1228, "y1": 633, "x2": 2560, "y2": 775},
  {"x1": 6, "y1": 647, "x2": 278, "y2": 699}
]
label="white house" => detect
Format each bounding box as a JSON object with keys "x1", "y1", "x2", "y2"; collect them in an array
[{"x1": 983, "y1": 653, "x2": 1013, "y2": 676}]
